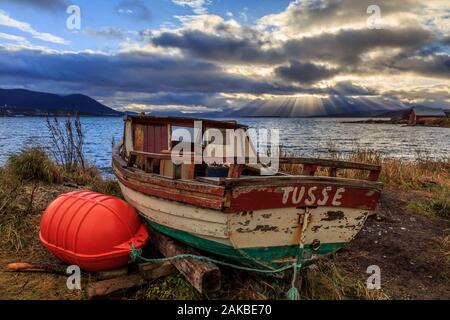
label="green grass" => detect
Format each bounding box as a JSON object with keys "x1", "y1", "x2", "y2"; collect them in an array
[
  {"x1": 429, "y1": 194, "x2": 450, "y2": 219},
  {"x1": 136, "y1": 274, "x2": 202, "y2": 300},
  {"x1": 406, "y1": 191, "x2": 450, "y2": 220},
  {"x1": 90, "y1": 178, "x2": 123, "y2": 198}
]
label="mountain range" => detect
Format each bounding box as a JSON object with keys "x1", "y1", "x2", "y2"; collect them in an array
[
  {"x1": 223, "y1": 95, "x2": 410, "y2": 118},
  {"x1": 0, "y1": 88, "x2": 121, "y2": 116},
  {"x1": 1, "y1": 88, "x2": 433, "y2": 118}
]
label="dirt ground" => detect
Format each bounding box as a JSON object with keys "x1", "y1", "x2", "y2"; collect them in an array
[
  {"x1": 335, "y1": 187, "x2": 449, "y2": 299},
  {"x1": 0, "y1": 184, "x2": 448, "y2": 300}
]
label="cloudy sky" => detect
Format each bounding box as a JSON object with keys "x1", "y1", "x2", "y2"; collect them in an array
[{"x1": 0, "y1": 0, "x2": 448, "y2": 116}]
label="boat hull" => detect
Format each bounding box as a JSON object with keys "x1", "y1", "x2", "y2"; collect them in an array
[
  {"x1": 119, "y1": 182, "x2": 371, "y2": 269},
  {"x1": 145, "y1": 219, "x2": 345, "y2": 267}
]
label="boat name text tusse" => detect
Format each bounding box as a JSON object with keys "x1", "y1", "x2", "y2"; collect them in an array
[{"x1": 281, "y1": 186, "x2": 345, "y2": 206}]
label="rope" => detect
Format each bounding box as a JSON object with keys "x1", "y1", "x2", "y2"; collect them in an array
[
  {"x1": 228, "y1": 232, "x2": 280, "y2": 272},
  {"x1": 287, "y1": 263, "x2": 300, "y2": 300},
  {"x1": 286, "y1": 209, "x2": 310, "y2": 300},
  {"x1": 131, "y1": 210, "x2": 312, "y2": 300},
  {"x1": 130, "y1": 243, "x2": 307, "y2": 300},
  {"x1": 130, "y1": 243, "x2": 298, "y2": 274}
]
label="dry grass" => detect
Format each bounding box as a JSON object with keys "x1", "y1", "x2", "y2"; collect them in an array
[
  {"x1": 282, "y1": 147, "x2": 450, "y2": 192},
  {"x1": 0, "y1": 147, "x2": 122, "y2": 253},
  {"x1": 443, "y1": 235, "x2": 450, "y2": 264},
  {"x1": 0, "y1": 167, "x2": 30, "y2": 252},
  {"x1": 46, "y1": 115, "x2": 86, "y2": 171},
  {"x1": 300, "y1": 259, "x2": 390, "y2": 300},
  {"x1": 0, "y1": 182, "x2": 85, "y2": 300}
]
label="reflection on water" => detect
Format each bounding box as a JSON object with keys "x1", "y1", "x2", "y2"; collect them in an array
[
  {"x1": 0, "y1": 117, "x2": 123, "y2": 175},
  {"x1": 238, "y1": 118, "x2": 449, "y2": 160},
  {"x1": 0, "y1": 117, "x2": 448, "y2": 173}
]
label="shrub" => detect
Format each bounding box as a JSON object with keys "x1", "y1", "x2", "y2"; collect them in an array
[
  {"x1": 60, "y1": 165, "x2": 100, "y2": 186},
  {"x1": 6, "y1": 147, "x2": 60, "y2": 183},
  {"x1": 46, "y1": 114, "x2": 86, "y2": 171},
  {"x1": 430, "y1": 193, "x2": 450, "y2": 219}
]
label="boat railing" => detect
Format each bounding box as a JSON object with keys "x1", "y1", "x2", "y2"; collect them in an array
[
  {"x1": 124, "y1": 149, "x2": 381, "y2": 182},
  {"x1": 279, "y1": 157, "x2": 381, "y2": 181}
]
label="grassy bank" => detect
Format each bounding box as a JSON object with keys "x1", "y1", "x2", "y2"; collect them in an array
[{"x1": 1, "y1": 147, "x2": 449, "y2": 300}]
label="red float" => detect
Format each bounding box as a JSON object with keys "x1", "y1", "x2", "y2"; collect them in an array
[{"x1": 40, "y1": 190, "x2": 149, "y2": 272}]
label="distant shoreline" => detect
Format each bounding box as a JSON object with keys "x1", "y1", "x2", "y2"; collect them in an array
[
  {"x1": 343, "y1": 119, "x2": 407, "y2": 124},
  {"x1": 0, "y1": 113, "x2": 124, "y2": 117},
  {"x1": 343, "y1": 118, "x2": 450, "y2": 128}
]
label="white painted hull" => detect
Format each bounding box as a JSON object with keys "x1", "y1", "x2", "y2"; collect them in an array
[{"x1": 119, "y1": 182, "x2": 371, "y2": 251}]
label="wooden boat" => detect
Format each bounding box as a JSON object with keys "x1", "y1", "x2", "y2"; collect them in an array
[{"x1": 112, "y1": 115, "x2": 383, "y2": 270}]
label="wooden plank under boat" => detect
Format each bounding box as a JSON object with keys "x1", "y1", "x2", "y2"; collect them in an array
[{"x1": 112, "y1": 115, "x2": 383, "y2": 269}]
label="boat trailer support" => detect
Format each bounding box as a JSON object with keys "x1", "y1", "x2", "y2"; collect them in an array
[{"x1": 151, "y1": 229, "x2": 222, "y2": 294}]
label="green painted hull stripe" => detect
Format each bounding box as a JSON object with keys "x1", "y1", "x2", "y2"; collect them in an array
[{"x1": 144, "y1": 219, "x2": 346, "y2": 266}]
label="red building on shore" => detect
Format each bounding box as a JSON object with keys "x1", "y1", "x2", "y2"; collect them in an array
[{"x1": 408, "y1": 106, "x2": 447, "y2": 125}]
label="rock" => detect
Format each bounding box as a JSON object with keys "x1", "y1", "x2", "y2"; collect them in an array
[{"x1": 307, "y1": 264, "x2": 319, "y2": 272}]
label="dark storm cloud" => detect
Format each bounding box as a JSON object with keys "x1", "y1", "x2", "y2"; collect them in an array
[
  {"x1": 283, "y1": 27, "x2": 432, "y2": 64},
  {"x1": 151, "y1": 18, "x2": 450, "y2": 86},
  {"x1": 144, "y1": 92, "x2": 214, "y2": 106},
  {"x1": 150, "y1": 25, "x2": 448, "y2": 83},
  {"x1": 116, "y1": 0, "x2": 151, "y2": 21},
  {"x1": 386, "y1": 53, "x2": 450, "y2": 79},
  {"x1": 0, "y1": 47, "x2": 299, "y2": 96},
  {"x1": 151, "y1": 27, "x2": 433, "y2": 66},
  {"x1": 152, "y1": 30, "x2": 284, "y2": 64},
  {"x1": 275, "y1": 61, "x2": 339, "y2": 83},
  {"x1": 0, "y1": 0, "x2": 67, "y2": 11},
  {"x1": 385, "y1": 85, "x2": 450, "y2": 109}
]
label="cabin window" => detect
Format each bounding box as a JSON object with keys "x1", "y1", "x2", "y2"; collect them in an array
[{"x1": 171, "y1": 126, "x2": 195, "y2": 143}]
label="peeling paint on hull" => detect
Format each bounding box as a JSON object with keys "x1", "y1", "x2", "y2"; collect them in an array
[
  {"x1": 119, "y1": 182, "x2": 372, "y2": 268},
  {"x1": 146, "y1": 219, "x2": 346, "y2": 267}
]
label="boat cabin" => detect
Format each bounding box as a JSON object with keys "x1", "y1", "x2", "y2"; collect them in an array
[
  {"x1": 119, "y1": 115, "x2": 381, "y2": 183},
  {"x1": 122, "y1": 115, "x2": 258, "y2": 180}
]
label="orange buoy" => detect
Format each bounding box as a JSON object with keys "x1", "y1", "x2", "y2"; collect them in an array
[{"x1": 40, "y1": 190, "x2": 149, "y2": 272}]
